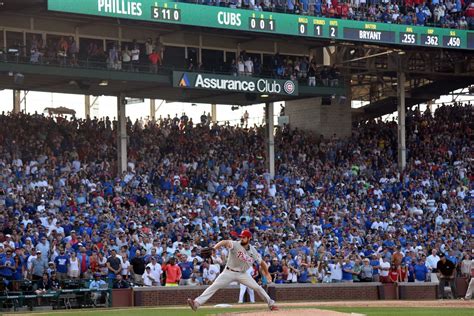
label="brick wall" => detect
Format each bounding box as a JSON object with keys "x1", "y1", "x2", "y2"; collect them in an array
[
  {"x1": 272, "y1": 283, "x2": 379, "y2": 301},
  {"x1": 131, "y1": 282, "x2": 443, "y2": 307},
  {"x1": 133, "y1": 283, "x2": 382, "y2": 306},
  {"x1": 134, "y1": 285, "x2": 245, "y2": 306},
  {"x1": 398, "y1": 283, "x2": 438, "y2": 300}
]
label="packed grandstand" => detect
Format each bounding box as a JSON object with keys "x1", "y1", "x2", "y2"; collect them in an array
[
  {"x1": 0, "y1": 102, "x2": 472, "y2": 293},
  {"x1": 182, "y1": 0, "x2": 474, "y2": 30}
]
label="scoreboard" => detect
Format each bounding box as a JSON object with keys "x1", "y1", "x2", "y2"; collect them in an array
[{"x1": 48, "y1": 0, "x2": 474, "y2": 50}]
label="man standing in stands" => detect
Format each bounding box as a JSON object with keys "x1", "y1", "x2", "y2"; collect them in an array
[
  {"x1": 162, "y1": 257, "x2": 181, "y2": 286},
  {"x1": 379, "y1": 256, "x2": 391, "y2": 283},
  {"x1": 30, "y1": 250, "x2": 48, "y2": 281},
  {"x1": 179, "y1": 254, "x2": 194, "y2": 285},
  {"x1": 413, "y1": 257, "x2": 429, "y2": 282},
  {"x1": 149, "y1": 49, "x2": 160, "y2": 74},
  {"x1": 146, "y1": 257, "x2": 162, "y2": 286},
  {"x1": 427, "y1": 248, "x2": 440, "y2": 282},
  {"x1": 0, "y1": 249, "x2": 15, "y2": 287},
  {"x1": 106, "y1": 249, "x2": 121, "y2": 285},
  {"x1": 131, "y1": 249, "x2": 145, "y2": 284},
  {"x1": 437, "y1": 253, "x2": 456, "y2": 299},
  {"x1": 54, "y1": 248, "x2": 69, "y2": 280}
]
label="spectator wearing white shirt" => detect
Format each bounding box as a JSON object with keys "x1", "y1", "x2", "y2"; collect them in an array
[
  {"x1": 131, "y1": 43, "x2": 140, "y2": 72},
  {"x1": 237, "y1": 58, "x2": 245, "y2": 76},
  {"x1": 145, "y1": 257, "x2": 162, "y2": 285},
  {"x1": 426, "y1": 249, "x2": 441, "y2": 271},
  {"x1": 122, "y1": 45, "x2": 132, "y2": 71},
  {"x1": 244, "y1": 57, "x2": 254, "y2": 75},
  {"x1": 3, "y1": 234, "x2": 15, "y2": 249},
  {"x1": 142, "y1": 266, "x2": 158, "y2": 286},
  {"x1": 187, "y1": 248, "x2": 203, "y2": 263},
  {"x1": 121, "y1": 253, "x2": 131, "y2": 279},
  {"x1": 379, "y1": 257, "x2": 391, "y2": 283},
  {"x1": 328, "y1": 260, "x2": 342, "y2": 282},
  {"x1": 426, "y1": 249, "x2": 440, "y2": 283},
  {"x1": 202, "y1": 259, "x2": 220, "y2": 285}
]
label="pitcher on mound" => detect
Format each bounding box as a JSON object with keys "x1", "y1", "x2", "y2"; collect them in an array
[{"x1": 187, "y1": 230, "x2": 278, "y2": 311}]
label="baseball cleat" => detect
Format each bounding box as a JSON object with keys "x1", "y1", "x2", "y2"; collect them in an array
[
  {"x1": 187, "y1": 298, "x2": 197, "y2": 311},
  {"x1": 269, "y1": 305, "x2": 279, "y2": 311}
]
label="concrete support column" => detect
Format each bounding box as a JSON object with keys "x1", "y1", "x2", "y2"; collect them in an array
[
  {"x1": 397, "y1": 71, "x2": 406, "y2": 172},
  {"x1": 150, "y1": 99, "x2": 156, "y2": 122},
  {"x1": 265, "y1": 102, "x2": 275, "y2": 179},
  {"x1": 85, "y1": 95, "x2": 91, "y2": 118},
  {"x1": 211, "y1": 104, "x2": 217, "y2": 123},
  {"x1": 117, "y1": 94, "x2": 127, "y2": 175},
  {"x1": 323, "y1": 46, "x2": 335, "y2": 66},
  {"x1": 13, "y1": 90, "x2": 21, "y2": 114}
]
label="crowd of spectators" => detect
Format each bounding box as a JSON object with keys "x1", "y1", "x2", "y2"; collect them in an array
[
  {"x1": 230, "y1": 52, "x2": 340, "y2": 86},
  {"x1": 2, "y1": 36, "x2": 340, "y2": 87},
  {"x1": 182, "y1": 0, "x2": 474, "y2": 29},
  {"x1": 0, "y1": 102, "x2": 472, "y2": 299}
]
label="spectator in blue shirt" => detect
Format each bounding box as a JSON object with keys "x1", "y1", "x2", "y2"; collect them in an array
[
  {"x1": 298, "y1": 265, "x2": 310, "y2": 283},
  {"x1": 413, "y1": 257, "x2": 428, "y2": 282},
  {"x1": 370, "y1": 253, "x2": 381, "y2": 282},
  {"x1": 342, "y1": 260, "x2": 354, "y2": 282},
  {"x1": 416, "y1": 10, "x2": 426, "y2": 26},
  {"x1": 54, "y1": 248, "x2": 70, "y2": 280},
  {"x1": 287, "y1": 0, "x2": 295, "y2": 13},
  {"x1": 178, "y1": 255, "x2": 194, "y2": 285},
  {"x1": 0, "y1": 249, "x2": 15, "y2": 282}
]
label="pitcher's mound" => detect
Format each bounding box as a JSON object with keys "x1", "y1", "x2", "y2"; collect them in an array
[{"x1": 220, "y1": 308, "x2": 364, "y2": 316}]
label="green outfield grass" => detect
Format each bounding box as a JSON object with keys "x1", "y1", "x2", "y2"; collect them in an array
[
  {"x1": 320, "y1": 307, "x2": 474, "y2": 316},
  {"x1": 4, "y1": 306, "x2": 474, "y2": 316}
]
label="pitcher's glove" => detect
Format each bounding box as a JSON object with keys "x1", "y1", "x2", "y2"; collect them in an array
[{"x1": 200, "y1": 247, "x2": 214, "y2": 259}]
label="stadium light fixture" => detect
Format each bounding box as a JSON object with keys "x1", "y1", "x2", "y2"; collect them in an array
[
  {"x1": 99, "y1": 80, "x2": 108, "y2": 86},
  {"x1": 339, "y1": 50, "x2": 393, "y2": 64},
  {"x1": 260, "y1": 94, "x2": 269, "y2": 98}
]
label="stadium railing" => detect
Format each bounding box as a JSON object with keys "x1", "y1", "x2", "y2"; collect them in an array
[{"x1": 0, "y1": 48, "x2": 343, "y2": 89}]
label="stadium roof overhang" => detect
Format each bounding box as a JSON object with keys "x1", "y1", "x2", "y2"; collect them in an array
[{"x1": 0, "y1": 62, "x2": 344, "y2": 105}]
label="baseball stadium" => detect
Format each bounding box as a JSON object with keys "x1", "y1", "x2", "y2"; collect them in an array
[{"x1": 0, "y1": 0, "x2": 473, "y2": 315}]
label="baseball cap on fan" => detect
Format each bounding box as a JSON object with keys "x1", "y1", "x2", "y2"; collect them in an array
[{"x1": 239, "y1": 230, "x2": 252, "y2": 239}]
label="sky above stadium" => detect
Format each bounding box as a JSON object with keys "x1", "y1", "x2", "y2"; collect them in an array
[
  {"x1": 0, "y1": 89, "x2": 284, "y2": 126},
  {"x1": 0, "y1": 89, "x2": 471, "y2": 125}
]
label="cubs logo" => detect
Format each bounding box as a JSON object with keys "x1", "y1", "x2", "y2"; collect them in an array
[{"x1": 284, "y1": 81, "x2": 295, "y2": 95}]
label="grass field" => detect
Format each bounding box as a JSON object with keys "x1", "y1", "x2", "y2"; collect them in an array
[{"x1": 4, "y1": 305, "x2": 474, "y2": 316}]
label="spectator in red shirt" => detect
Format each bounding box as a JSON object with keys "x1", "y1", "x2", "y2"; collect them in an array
[
  {"x1": 399, "y1": 263, "x2": 409, "y2": 282},
  {"x1": 162, "y1": 257, "x2": 182, "y2": 286},
  {"x1": 389, "y1": 264, "x2": 399, "y2": 283},
  {"x1": 149, "y1": 49, "x2": 160, "y2": 74},
  {"x1": 466, "y1": 3, "x2": 474, "y2": 17},
  {"x1": 341, "y1": 3, "x2": 349, "y2": 19}
]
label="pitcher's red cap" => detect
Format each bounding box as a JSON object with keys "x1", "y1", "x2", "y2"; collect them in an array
[{"x1": 239, "y1": 230, "x2": 252, "y2": 239}]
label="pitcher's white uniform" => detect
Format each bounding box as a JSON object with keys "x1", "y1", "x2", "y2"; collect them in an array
[
  {"x1": 239, "y1": 267, "x2": 256, "y2": 303},
  {"x1": 194, "y1": 240, "x2": 275, "y2": 307}
]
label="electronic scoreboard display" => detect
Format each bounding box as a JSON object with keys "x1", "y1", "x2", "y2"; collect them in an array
[{"x1": 48, "y1": 0, "x2": 474, "y2": 51}]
